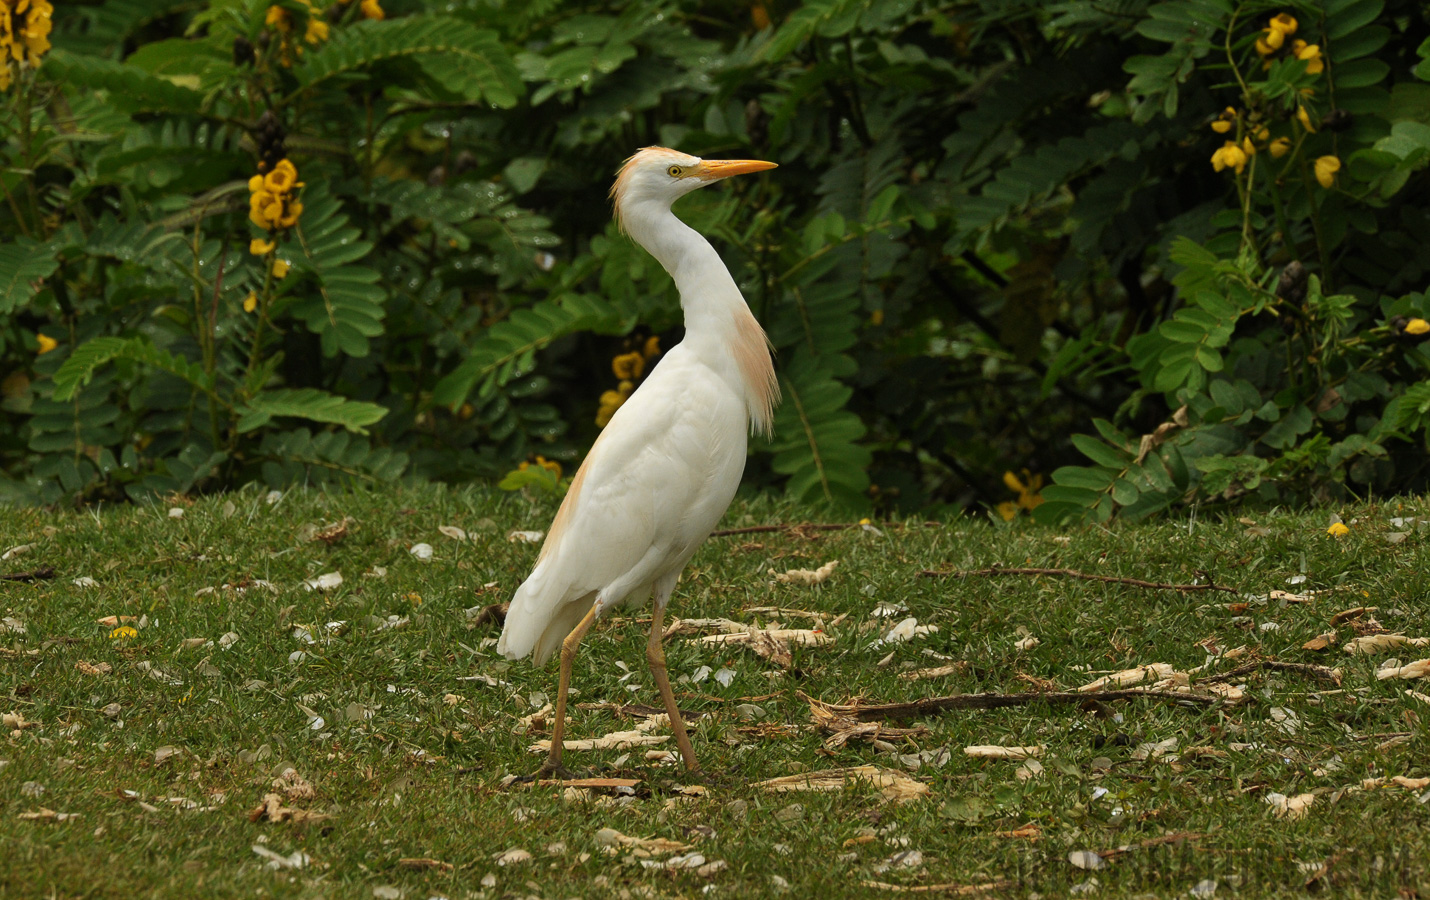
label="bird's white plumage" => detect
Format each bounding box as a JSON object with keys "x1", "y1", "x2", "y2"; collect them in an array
[{"x1": 497, "y1": 147, "x2": 778, "y2": 670}]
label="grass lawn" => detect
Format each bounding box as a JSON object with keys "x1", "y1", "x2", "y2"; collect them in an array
[{"x1": 2, "y1": 484, "x2": 1428, "y2": 899}]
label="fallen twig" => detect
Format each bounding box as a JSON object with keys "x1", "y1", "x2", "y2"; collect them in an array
[
  {"x1": 0, "y1": 566, "x2": 55, "y2": 583},
  {"x1": 803, "y1": 689, "x2": 1220, "y2": 723},
  {"x1": 919, "y1": 565, "x2": 1236, "y2": 594},
  {"x1": 1199, "y1": 660, "x2": 1342, "y2": 686},
  {"x1": 1095, "y1": 831, "x2": 1206, "y2": 860},
  {"x1": 710, "y1": 521, "x2": 939, "y2": 537},
  {"x1": 859, "y1": 879, "x2": 1018, "y2": 895}
]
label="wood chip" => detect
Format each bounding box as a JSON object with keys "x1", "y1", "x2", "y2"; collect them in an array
[
  {"x1": 773, "y1": 560, "x2": 838, "y2": 585},
  {"x1": 965, "y1": 745, "x2": 1043, "y2": 760},
  {"x1": 1345, "y1": 634, "x2": 1430, "y2": 655},
  {"x1": 529, "y1": 731, "x2": 669, "y2": 752},
  {"x1": 858, "y1": 879, "x2": 1017, "y2": 895},
  {"x1": 1077, "y1": 664, "x2": 1177, "y2": 692},
  {"x1": 247, "y1": 793, "x2": 332, "y2": 826},
  {"x1": 753, "y1": 765, "x2": 929, "y2": 802},
  {"x1": 594, "y1": 827, "x2": 690, "y2": 856}
]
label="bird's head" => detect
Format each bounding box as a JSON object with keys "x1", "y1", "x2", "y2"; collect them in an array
[{"x1": 610, "y1": 147, "x2": 777, "y2": 232}]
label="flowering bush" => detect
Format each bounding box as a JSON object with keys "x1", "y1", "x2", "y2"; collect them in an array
[{"x1": 0, "y1": 0, "x2": 1428, "y2": 517}]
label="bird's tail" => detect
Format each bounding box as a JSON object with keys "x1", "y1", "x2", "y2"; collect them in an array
[{"x1": 496, "y1": 569, "x2": 595, "y2": 666}]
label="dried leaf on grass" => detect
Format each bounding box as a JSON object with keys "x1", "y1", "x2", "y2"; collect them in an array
[
  {"x1": 271, "y1": 768, "x2": 316, "y2": 801},
  {"x1": 698, "y1": 624, "x2": 832, "y2": 668},
  {"x1": 1265, "y1": 792, "x2": 1315, "y2": 819},
  {"x1": 859, "y1": 880, "x2": 1017, "y2": 895},
  {"x1": 899, "y1": 663, "x2": 969, "y2": 681},
  {"x1": 398, "y1": 857, "x2": 454, "y2": 871},
  {"x1": 595, "y1": 827, "x2": 690, "y2": 856},
  {"x1": 3, "y1": 711, "x2": 38, "y2": 730},
  {"x1": 1377, "y1": 659, "x2": 1430, "y2": 681},
  {"x1": 248, "y1": 793, "x2": 332, "y2": 825},
  {"x1": 529, "y1": 731, "x2": 669, "y2": 753},
  {"x1": 18, "y1": 808, "x2": 78, "y2": 822},
  {"x1": 1077, "y1": 664, "x2": 1176, "y2": 692},
  {"x1": 773, "y1": 559, "x2": 838, "y2": 585},
  {"x1": 753, "y1": 765, "x2": 929, "y2": 803},
  {"x1": 1344, "y1": 634, "x2": 1430, "y2": 654},
  {"x1": 966, "y1": 745, "x2": 1043, "y2": 760},
  {"x1": 804, "y1": 693, "x2": 929, "y2": 750},
  {"x1": 252, "y1": 845, "x2": 310, "y2": 869}
]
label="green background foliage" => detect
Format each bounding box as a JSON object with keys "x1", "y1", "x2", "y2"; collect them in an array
[{"x1": 1, "y1": 0, "x2": 1429, "y2": 517}]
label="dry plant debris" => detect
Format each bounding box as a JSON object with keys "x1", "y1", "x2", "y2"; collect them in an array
[
  {"x1": 773, "y1": 559, "x2": 839, "y2": 585},
  {"x1": 753, "y1": 765, "x2": 929, "y2": 802}
]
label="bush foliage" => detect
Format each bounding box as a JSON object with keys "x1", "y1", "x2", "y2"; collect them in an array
[{"x1": 0, "y1": 0, "x2": 1428, "y2": 516}]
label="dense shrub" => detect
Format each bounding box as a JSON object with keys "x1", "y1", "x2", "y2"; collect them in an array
[{"x1": 0, "y1": 0, "x2": 1427, "y2": 517}]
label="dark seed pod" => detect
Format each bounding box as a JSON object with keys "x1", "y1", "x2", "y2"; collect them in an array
[
  {"x1": 427, "y1": 166, "x2": 447, "y2": 187},
  {"x1": 233, "y1": 35, "x2": 255, "y2": 68},
  {"x1": 453, "y1": 150, "x2": 477, "y2": 176},
  {"x1": 254, "y1": 110, "x2": 288, "y2": 173},
  {"x1": 1322, "y1": 109, "x2": 1352, "y2": 132},
  {"x1": 1276, "y1": 260, "x2": 1308, "y2": 305}
]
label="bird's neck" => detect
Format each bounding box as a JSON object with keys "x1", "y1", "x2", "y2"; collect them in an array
[{"x1": 624, "y1": 202, "x2": 778, "y2": 436}]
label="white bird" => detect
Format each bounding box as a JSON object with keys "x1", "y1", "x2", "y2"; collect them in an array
[{"x1": 497, "y1": 146, "x2": 779, "y2": 777}]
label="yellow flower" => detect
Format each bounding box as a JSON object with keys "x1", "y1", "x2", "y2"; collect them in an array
[
  {"x1": 264, "y1": 159, "x2": 299, "y2": 194},
  {"x1": 995, "y1": 501, "x2": 1019, "y2": 522},
  {"x1": 304, "y1": 17, "x2": 329, "y2": 44},
  {"x1": 360, "y1": 0, "x2": 385, "y2": 19},
  {"x1": 1241, "y1": 137, "x2": 1257, "y2": 157},
  {"x1": 250, "y1": 238, "x2": 274, "y2": 256},
  {"x1": 1292, "y1": 40, "x2": 1323, "y2": 75},
  {"x1": 1211, "y1": 141, "x2": 1249, "y2": 174},
  {"x1": 1255, "y1": 28, "x2": 1284, "y2": 55},
  {"x1": 1326, "y1": 522, "x2": 1349, "y2": 537},
  {"x1": 110, "y1": 626, "x2": 138, "y2": 640},
  {"x1": 612, "y1": 352, "x2": 645, "y2": 380},
  {"x1": 534, "y1": 455, "x2": 562, "y2": 479},
  {"x1": 1000, "y1": 469, "x2": 1044, "y2": 515},
  {"x1": 642, "y1": 335, "x2": 661, "y2": 359},
  {"x1": 1297, "y1": 104, "x2": 1316, "y2": 133},
  {"x1": 1210, "y1": 106, "x2": 1236, "y2": 134},
  {"x1": 243, "y1": 291, "x2": 258, "y2": 313},
  {"x1": 1269, "y1": 137, "x2": 1291, "y2": 158},
  {"x1": 1253, "y1": 126, "x2": 1269, "y2": 142},
  {"x1": 1314, "y1": 155, "x2": 1340, "y2": 188},
  {"x1": 0, "y1": 0, "x2": 54, "y2": 90},
  {"x1": 265, "y1": 6, "x2": 290, "y2": 29},
  {"x1": 35, "y1": 333, "x2": 57, "y2": 355},
  {"x1": 1268, "y1": 13, "x2": 1297, "y2": 35},
  {"x1": 1404, "y1": 318, "x2": 1430, "y2": 335},
  {"x1": 272, "y1": 258, "x2": 291, "y2": 279}
]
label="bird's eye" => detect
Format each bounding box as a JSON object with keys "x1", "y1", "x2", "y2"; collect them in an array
[{"x1": 667, "y1": 165, "x2": 683, "y2": 177}]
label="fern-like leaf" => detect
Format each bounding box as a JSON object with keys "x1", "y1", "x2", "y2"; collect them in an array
[
  {"x1": 0, "y1": 237, "x2": 62, "y2": 314},
  {"x1": 236, "y1": 388, "x2": 388, "y2": 435},
  {"x1": 294, "y1": 16, "x2": 521, "y2": 107},
  {"x1": 432, "y1": 294, "x2": 619, "y2": 409},
  {"x1": 41, "y1": 49, "x2": 204, "y2": 113},
  {"x1": 290, "y1": 183, "x2": 384, "y2": 358},
  {"x1": 768, "y1": 355, "x2": 872, "y2": 507}
]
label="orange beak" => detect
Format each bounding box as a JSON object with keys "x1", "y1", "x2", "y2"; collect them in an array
[{"x1": 694, "y1": 159, "x2": 778, "y2": 180}]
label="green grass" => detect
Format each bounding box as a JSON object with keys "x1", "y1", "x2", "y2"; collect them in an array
[{"x1": 2, "y1": 484, "x2": 1428, "y2": 898}]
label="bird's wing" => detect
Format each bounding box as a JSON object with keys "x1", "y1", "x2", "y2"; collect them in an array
[{"x1": 498, "y1": 348, "x2": 747, "y2": 662}]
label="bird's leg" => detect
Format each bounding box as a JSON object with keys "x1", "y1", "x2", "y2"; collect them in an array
[
  {"x1": 536, "y1": 603, "x2": 600, "y2": 780},
  {"x1": 645, "y1": 600, "x2": 700, "y2": 773}
]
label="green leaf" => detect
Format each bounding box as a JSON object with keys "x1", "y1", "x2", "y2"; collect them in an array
[
  {"x1": 41, "y1": 49, "x2": 204, "y2": 113},
  {"x1": 0, "y1": 237, "x2": 61, "y2": 314},
  {"x1": 237, "y1": 389, "x2": 388, "y2": 435},
  {"x1": 1050, "y1": 465, "x2": 1116, "y2": 491},
  {"x1": 294, "y1": 16, "x2": 521, "y2": 107},
  {"x1": 1071, "y1": 433, "x2": 1131, "y2": 468}
]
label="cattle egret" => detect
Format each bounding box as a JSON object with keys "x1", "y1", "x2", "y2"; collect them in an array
[{"x1": 497, "y1": 147, "x2": 779, "y2": 777}]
